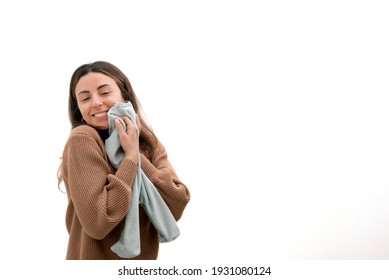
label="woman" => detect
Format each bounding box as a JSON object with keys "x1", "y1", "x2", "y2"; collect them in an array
[{"x1": 58, "y1": 61, "x2": 190, "y2": 260}]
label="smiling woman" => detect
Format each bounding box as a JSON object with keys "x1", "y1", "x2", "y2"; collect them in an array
[
  {"x1": 57, "y1": 61, "x2": 190, "y2": 260},
  {"x1": 75, "y1": 73, "x2": 125, "y2": 130}
]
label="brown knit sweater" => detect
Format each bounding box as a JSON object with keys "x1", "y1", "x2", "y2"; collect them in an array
[{"x1": 61, "y1": 125, "x2": 190, "y2": 260}]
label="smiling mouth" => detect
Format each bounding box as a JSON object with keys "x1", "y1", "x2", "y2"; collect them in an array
[{"x1": 93, "y1": 111, "x2": 108, "y2": 118}]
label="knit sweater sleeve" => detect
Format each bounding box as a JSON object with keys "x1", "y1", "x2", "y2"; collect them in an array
[
  {"x1": 140, "y1": 140, "x2": 190, "y2": 221},
  {"x1": 62, "y1": 126, "x2": 137, "y2": 240}
]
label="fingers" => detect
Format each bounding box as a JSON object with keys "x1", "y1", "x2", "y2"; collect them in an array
[
  {"x1": 121, "y1": 116, "x2": 133, "y2": 131},
  {"x1": 114, "y1": 116, "x2": 139, "y2": 163},
  {"x1": 115, "y1": 116, "x2": 138, "y2": 135},
  {"x1": 114, "y1": 118, "x2": 125, "y2": 132}
]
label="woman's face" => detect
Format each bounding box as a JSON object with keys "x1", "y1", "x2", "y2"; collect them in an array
[{"x1": 75, "y1": 72, "x2": 124, "y2": 130}]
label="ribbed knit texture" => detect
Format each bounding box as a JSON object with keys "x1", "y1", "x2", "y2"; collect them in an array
[{"x1": 61, "y1": 125, "x2": 190, "y2": 260}]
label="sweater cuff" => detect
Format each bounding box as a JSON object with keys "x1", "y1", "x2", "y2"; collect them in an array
[
  {"x1": 115, "y1": 158, "x2": 138, "y2": 185},
  {"x1": 140, "y1": 154, "x2": 158, "y2": 180}
]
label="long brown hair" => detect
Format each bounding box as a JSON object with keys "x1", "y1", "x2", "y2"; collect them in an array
[{"x1": 58, "y1": 61, "x2": 157, "y2": 187}]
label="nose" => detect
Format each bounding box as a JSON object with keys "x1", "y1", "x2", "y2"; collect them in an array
[{"x1": 91, "y1": 95, "x2": 103, "y2": 108}]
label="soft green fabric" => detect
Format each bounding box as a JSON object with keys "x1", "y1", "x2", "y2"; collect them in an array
[{"x1": 105, "y1": 102, "x2": 180, "y2": 258}]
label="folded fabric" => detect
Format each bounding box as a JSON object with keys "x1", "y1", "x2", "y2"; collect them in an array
[{"x1": 105, "y1": 101, "x2": 180, "y2": 258}]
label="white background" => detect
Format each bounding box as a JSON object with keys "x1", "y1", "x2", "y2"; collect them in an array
[{"x1": 1, "y1": 0, "x2": 389, "y2": 279}]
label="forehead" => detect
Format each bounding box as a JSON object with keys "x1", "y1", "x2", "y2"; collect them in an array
[{"x1": 75, "y1": 72, "x2": 117, "y2": 92}]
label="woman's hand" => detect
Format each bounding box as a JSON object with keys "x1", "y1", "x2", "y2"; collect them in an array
[{"x1": 115, "y1": 115, "x2": 139, "y2": 164}]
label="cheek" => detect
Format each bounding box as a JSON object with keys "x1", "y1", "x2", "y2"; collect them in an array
[
  {"x1": 115, "y1": 94, "x2": 125, "y2": 103},
  {"x1": 108, "y1": 95, "x2": 125, "y2": 106},
  {"x1": 77, "y1": 102, "x2": 88, "y2": 118}
]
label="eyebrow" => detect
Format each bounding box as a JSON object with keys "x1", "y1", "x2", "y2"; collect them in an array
[{"x1": 77, "y1": 84, "x2": 111, "y2": 96}]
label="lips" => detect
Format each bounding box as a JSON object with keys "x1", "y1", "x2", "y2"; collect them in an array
[{"x1": 92, "y1": 111, "x2": 108, "y2": 119}]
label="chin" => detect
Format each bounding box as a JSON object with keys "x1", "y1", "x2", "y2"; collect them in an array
[{"x1": 92, "y1": 122, "x2": 109, "y2": 130}]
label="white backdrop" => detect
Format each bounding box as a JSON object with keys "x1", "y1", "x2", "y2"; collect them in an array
[{"x1": 1, "y1": 0, "x2": 389, "y2": 279}]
